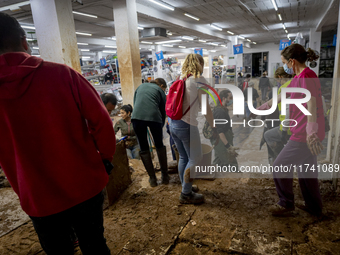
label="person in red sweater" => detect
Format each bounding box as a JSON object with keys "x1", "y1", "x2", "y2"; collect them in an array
[{"x1": 0, "y1": 13, "x2": 115, "y2": 255}]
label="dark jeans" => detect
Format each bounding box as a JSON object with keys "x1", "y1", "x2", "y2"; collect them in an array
[
  {"x1": 132, "y1": 119, "x2": 164, "y2": 152},
  {"x1": 29, "y1": 192, "x2": 110, "y2": 255}
]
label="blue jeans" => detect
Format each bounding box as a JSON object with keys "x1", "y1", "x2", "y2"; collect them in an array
[
  {"x1": 169, "y1": 119, "x2": 202, "y2": 194},
  {"x1": 126, "y1": 144, "x2": 140, "y2": 159}
]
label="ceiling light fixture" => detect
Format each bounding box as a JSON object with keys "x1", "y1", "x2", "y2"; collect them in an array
[
  {"x1": 238, "y1": 36, "x2": 245, "y2": 39},
  {"x1": 141, "y1": 41, "x2": 153, "y2": 44},
  {"x1": 82, "y1": 56, "x2": 91, "y2": 59},
  {"x1": 282, "y1": 24, "x2": 286, "y2": 30},
  {"x1": 155, "y1": 39, "x2": 181, "y2": 44},
  {"x1": 148, "y1": 0, "x2": 175, "y2": 11},
  {"x1": 33, "y1": 47, "x2": 39, "y2": 50},
  {"x1": 278, "y1": 14, "x2": 282, "y2": 21},
  {"x1": 285, "y1": 29, "x2": 288, "y2": 33},
  {"x1": 253, "y1": 42, "x2": 257, "y2": 44},
  {"x1": 138, "y1": 26, "x2": 144, "y2": 30},
  {"x1": 26, "y1": 38, "x2": 36, "y2": 41},
  {"x1": 80, "y1": 49, "x2": 90, "y2": 51},
  {"x1": 111, "y1": 37, "x2": 116, "y2": 40},
  {"x1": 72, "y1": 11, "x2": 97, "y2": 18},
  {"x1": 227, "y1": 31, "x2": 234, "y2": 35},
  {"x1": 167, "y1": 31, "x2": 173, "y2": 35},
  {"x1": 199, "y1": 39, "x2": 206, "y2": 42},
  {"x1": 271, "y1": 0, "x2": 278, "y2": 11},
  {"x1": 210, "y1": 50, "x2": 217, "y2": 52},
  {"x1": 179, "y1": 46, "x2": 186, "y2": 48},
  {"x1": 182, "y1": 36, "x2": 193, "y2": 41},
  {"x1": 33, "y1": 55, "x2": 40, "y2": 57},
  {"x1": 21, "y1": 25, "x2": 35, "y2": 30},
  {"x1": 0, "y1": 1, "x2": 30, "y2": 12},
  {"x1": 184, "y1": 13, "x2": 199, "y2": 21},
  {"x1": 148, "y1": 49, "x2": 153, "y2": 51},
  {"x1": 103, "y1": 50, "x2": 117, "y2": 53},
  {"x1": 162, "y1": 44, "x2": 173, "y2": 47},
  {"x1": 221, "y1": 44, "x2": 227, "y2": 47},
  {"x1": 77, "y1": 42, "x2": 88, "y2": 45},
  {"x1": 210, "y1": 24, "x2": 222, "y2": 31},
  {"x1": 105, "y1": 45, "x2": 117, "y2": 48},
  {"x1": 247, "y1": 39, "x2": 251, "y2": 42},
  {"x1": 210, "y1": 42, "x2": 219, "y2": 46},
  {"x1": 76, "y1": 32, "x2": 92, "y2": 36}
]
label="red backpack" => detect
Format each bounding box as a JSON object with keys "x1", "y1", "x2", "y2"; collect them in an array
[{"x1": 166, "y1": 76, "x2": 197, "y2": 120}]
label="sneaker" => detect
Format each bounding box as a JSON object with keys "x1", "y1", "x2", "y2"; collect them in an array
[
  {"x1": 192, "y1": 185, "x2": 199, "y2": 193},
  {"x1": 179, "y1": 192, "x2": 204, "y2": 204},
  {"x1": 295, "y1": 201, "x2": 322, "y2": 217},
  {"x1": 149, "y1": 178, "x2": 158, "y2": 187},
  {"x1": 269, "y1": 204, "x2": 294, "y2": 216}
]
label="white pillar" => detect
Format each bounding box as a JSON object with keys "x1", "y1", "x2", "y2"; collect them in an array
[
  {"x1": 152, "y1": 45, "x2": 163, "y2": 80},
  {"x1": 113, "y1": 0, "x2": 142, "y2": 106},
  {"x1": 96, "y1": 52, "x2": 103, "y2": 62},
  {"x1": 208, "y1": 54, "x2": 213, "y2": 79},
  {"x1": 309, "y1": 28, "x2": 321, "y2": 76},
  {"x1": 30, "y1": 0, "x2": 81, "y2": 73}
]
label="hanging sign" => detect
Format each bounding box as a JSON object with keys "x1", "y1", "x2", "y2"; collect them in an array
[
  {"x1": 333, "y1": 34, "x2": 337, "y2": 46},
  {"x1": 100, "y1": 58, "x2": 107, "y2": 66},
  {"x1": 279, "y1": 39, "x2": 291, "y2": 50},
  {"x1": 155, "y1": 51, "x2": 164, "y2": 61},
  {"x1": 194, "y1": 48, "x2": 203, "y2": 56},
  {"x1": 233, "y1": 44, "x2": 243, "y2": 55}
]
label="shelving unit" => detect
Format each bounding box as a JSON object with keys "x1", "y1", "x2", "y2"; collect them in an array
[{"x1": 319, "y1": 46, "x2": 335, "y2": 78}]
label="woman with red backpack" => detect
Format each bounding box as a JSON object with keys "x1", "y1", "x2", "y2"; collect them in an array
[{"x1": 168, "y1": 54, "x2": 214, "y2": 204}]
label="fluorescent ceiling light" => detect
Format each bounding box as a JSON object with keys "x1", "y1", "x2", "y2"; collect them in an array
[
  {"x1": 271, "y1": 0, "x2": 278, "y2": 11},
  {"x1": 285, "y1": 30, "x2": 288, "y2": 33},
  {"x1": 184, "y1": 13, "x2": 199, "y2": 21},
  {"x1": 82, "y1": 57, "x2": 91, "y2": 59},
  {"x1": 21, "y1": 25, "x2": 35, "y2": 30},
  {"x1": 210, "y1": 43, "x2": 219, "y2": 46},
  {"x1": 72, "y1": 11, "x2": 97, "y2": 18},
  {"x1": 155, "y1": 39, "x2": 181, "y2": 44},
  {"x1": 253, "y1": 42, "x2": 257, "y2": 44},
  {"x1": 33, "y1": 47, "x2": 39, "y2": 50},
  {"x1": 278, "y1": 14, "x2": 282, "y2": 21},
  {"x1": 179, "y1": 46, "x2": 186, "y2": 48},
  {"x1": 26, "y1": 38, "x2": 36, "y2": 41},
  {"x1": 227, "y1": 31, "x2": 234, "y2": 35},
  {"x1": 199, "y1": 39, "x2": 206, "y2": 42},
  {"x1": 148, "y1": 49, "x2": 153, "y2": 51},
  {"x1": 221, "y1": 44, "x2": 227, "y2": 47},
  {"x1": 148, "y1": 0, "x2": 175, "y2": 11},
  {"x1": 33, "y1": 55, "x2": 40, "y2": 57},
  {"x1": 0, "y1": 1, "x2": 30, "y2": 12},
  {"x1": 282, "y1": 24, "x2": 286, "y2": 30},
  {"x1": 238, "y1": 36, "x2": 245, "y2": 39},
  {"x1": 103, "y1": 50, "x2": 117, "y2": 53},
  {"x1": 287, "y1": 35, "x2": 290, "y2": 39},
  {"x1": 111, "y1": 37, "x2": 116, "y2": 40},
  {"x1": 80, "y1": 49, "x2": 90, "y2": 51},
  {"x1": 247, "y1": 39, "x2": 251, "y2": 42},
  {"x1": 163, "y1": 44, "x2": 173, "y2": 47},
  {"x1": 105, "y1": 45, "x2": 117, "y2": 48},
  {"x1": 77, "y1": 42, "x2": 88, "y2": 45},
  {"x1": 167, "y1": 32, "x2": 172, "y2": 35},
  {"x1": 210, "y1": 24, "x2": 222, "y2": 31},
  {"x1": 182, "y1": 36, "x2": 194, "y2": 41},
  {"x1": 210, "y1": 50, "x2": 216, "y2": 52},
  {"x1": 141, "y1": 41, "x2": 153, "y2": 44},
  {"x1": 76, "y1": 32, "x2": 92, "y2": 36},
  {"x1": 138, "y1": 26, "x2": 144, "y2": 30}
]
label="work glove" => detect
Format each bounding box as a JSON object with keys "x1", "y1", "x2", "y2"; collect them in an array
[
  {"x1": 306, "y1": 122, "x2": 324, "y2": 156},
  {"x1": 225, "y1": 144, "x2": 240, "y2": 161},
  {"x1": 103, "y1": 159, "x2": 114, "y2": 175}
]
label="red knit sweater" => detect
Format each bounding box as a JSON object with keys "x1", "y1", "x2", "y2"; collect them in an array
[{"x1": 0, "y1": 53, "x2": 116, "y2": 217}]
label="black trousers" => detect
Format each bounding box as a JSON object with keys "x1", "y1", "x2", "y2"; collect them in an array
[
  {"x1": 29, "y1": 192, "x2": 110, "y2": 255},
  {"x1": 132, "y1": 119, "x2": 164, "y2": 152}
]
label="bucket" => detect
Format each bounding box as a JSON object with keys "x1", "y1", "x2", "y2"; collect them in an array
[{"x1": 192, "y1": 144, "x2": 215, "y2": 179}]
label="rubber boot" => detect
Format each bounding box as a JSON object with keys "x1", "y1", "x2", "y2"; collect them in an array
[
  {"x1": 156, "y1": 146, "x2": 169, "y2": 184},
  {"x1": 140, "y1": 150, "x2": 157, "y2": 187}
]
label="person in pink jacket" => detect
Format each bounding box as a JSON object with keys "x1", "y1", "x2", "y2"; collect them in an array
[{"x1": 0, "y1": 13, "x2": 115, "y2": 254}]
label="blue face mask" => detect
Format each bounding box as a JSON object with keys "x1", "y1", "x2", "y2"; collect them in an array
[
  {"x1": 283, "y1": 63, "x2": 294, "y2": 75},
  {"x1": 227, "y1": 100, "x2": 233, "y2": 106}
]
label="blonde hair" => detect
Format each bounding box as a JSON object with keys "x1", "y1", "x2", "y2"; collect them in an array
[{"x1": 181, "y1": 54, "x2": 202, "y2": 78}]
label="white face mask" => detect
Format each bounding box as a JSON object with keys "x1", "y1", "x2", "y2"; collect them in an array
[{"x1": 283, "y1": 62, "x2": 294, "y2": 75}]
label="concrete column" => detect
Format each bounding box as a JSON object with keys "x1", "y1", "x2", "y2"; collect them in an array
[
  {"x1": 152, "y1": 45, "x2": 163, "y2": 80},
  {"x1": 326, "y1": 1, "x2": 340, "y2": 188},
  {"x1": 309, "y1": 28, "x2": 321, "y2": 76},
  {"x1": 30, "y1": 0, "x2": 81, "y2": 73},
  {"x1": 113, "y1": 0, "x2": 142, "y2": 106},
  {"x1": 208, "y1": 54, "x2": 213, "y2": 79}
]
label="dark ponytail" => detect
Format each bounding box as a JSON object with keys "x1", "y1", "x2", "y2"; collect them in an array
[
  {"x1": 306, "y1": 48, "x2": 319, "y2": 62},
  {"x1": 120, "y1": 104, "x2": 133, "y2": 115},
  {"x1": 281, "y1": 44, "x2": 319, "y2": 63}
]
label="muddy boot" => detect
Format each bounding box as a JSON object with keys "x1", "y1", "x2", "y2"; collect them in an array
[
  {"x1": 140, "y1": 150, "x2": 157, "y2": 187},
  {"x1": 156, "y1": 146, "x2": 169, "y2": 184},
  {"x1": 179, "y1": 192, "x2": 204, "y2": 204}
]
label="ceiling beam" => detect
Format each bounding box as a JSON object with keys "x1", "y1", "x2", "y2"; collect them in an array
[{"x1": 316, "y1": 0, "x2": 338, "y2": 32}]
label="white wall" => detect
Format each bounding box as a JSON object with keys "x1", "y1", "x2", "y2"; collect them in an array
[{"x1": 239, "y1": 43, "x2": 283, "y2": 77}]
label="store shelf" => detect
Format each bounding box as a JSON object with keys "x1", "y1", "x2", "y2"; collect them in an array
[{"x1": 84, "y1": 75, "x2": 105, "y2": 80}]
